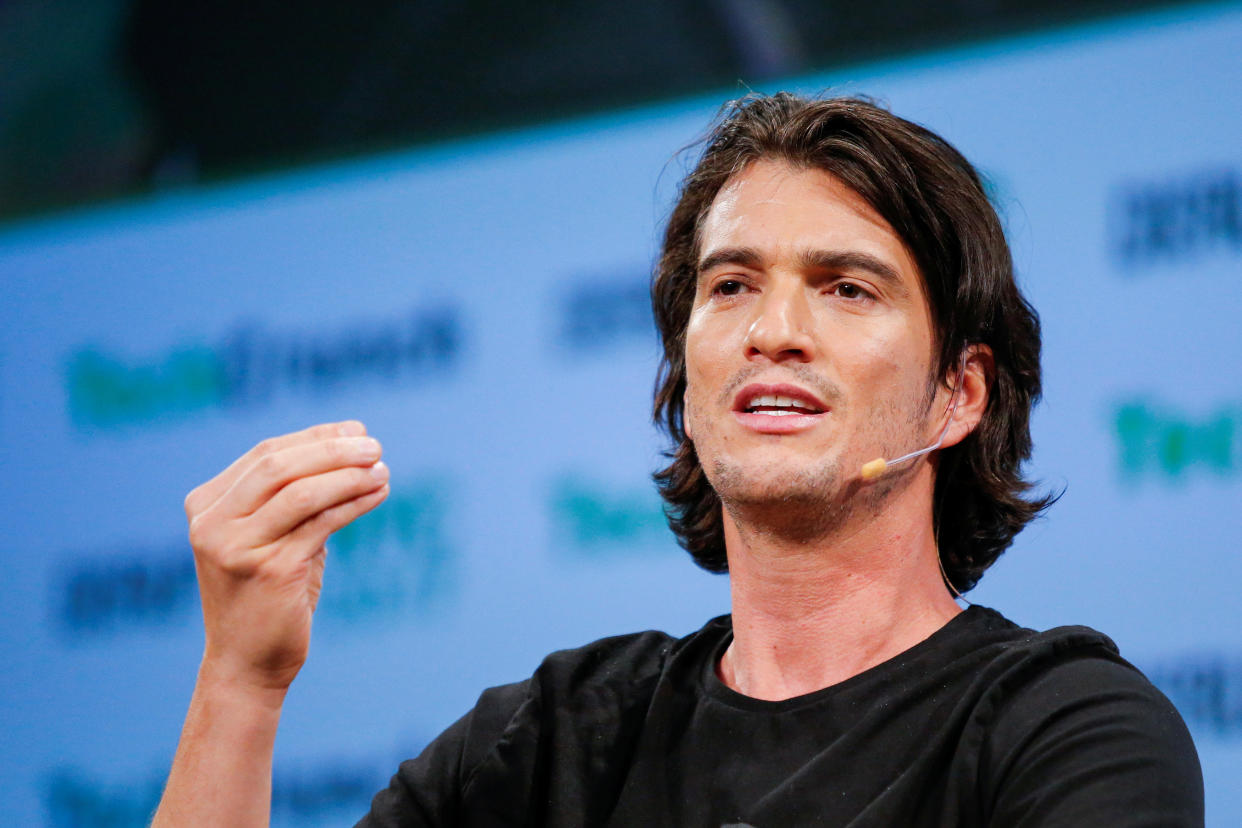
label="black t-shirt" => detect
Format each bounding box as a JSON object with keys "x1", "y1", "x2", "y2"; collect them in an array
[{"x1": 357, "y1": 606, "x2": 1202, "y2": 826}]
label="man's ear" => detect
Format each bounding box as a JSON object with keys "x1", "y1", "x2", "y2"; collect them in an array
[{"x1": 939, "y1": 344, "x2": 993, "y2": 449}]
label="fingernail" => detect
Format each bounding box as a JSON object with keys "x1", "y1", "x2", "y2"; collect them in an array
[
  {"x1": 369, "y1": 461, "x2": 389, "y2": 481},
  {"x1": 339, "y1": 421, "x2": 365, "y2": 436},
  {"x1": 349, "y1": 437, "x2": 381, "y2": 461}
]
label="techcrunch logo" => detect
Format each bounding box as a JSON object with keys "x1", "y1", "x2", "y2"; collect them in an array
[
  {"x1": 1111, "y1": 165, "x2": 1241, "y2": 268},
  {"x1": 65, "y1": 304, "x2": 461, "y2": 429},
  {"x1": 57, "y1": 481, "x2": 454, "y2": 634},
  {"x1": 558, "y1": 271, "x2": 654, "y2": 352},
  {"x1": 319, "y1": 478, "x2": 453, "y2": 619},
  {"x1": 1113, "y1": 399, "x2": 1237, "y2": 483},
  {"x1": 551, "y1": 475, "x2": 669, "y2": 555},
  {"x1": 1146, "y1": 655, "x2": 1242, "y2": 739}
]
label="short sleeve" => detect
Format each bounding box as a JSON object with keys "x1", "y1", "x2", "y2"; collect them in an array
[{"x1": 984, "y1": 652, "x2": 1204, "y2": 827}]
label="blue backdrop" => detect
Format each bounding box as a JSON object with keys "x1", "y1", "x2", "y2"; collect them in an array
[{"x1": 2, "y1": 4, "x2": 1240, "y2": 825}]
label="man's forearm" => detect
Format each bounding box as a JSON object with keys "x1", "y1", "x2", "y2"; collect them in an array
[{"x1": 151, "y1": 660, "x2": 288, "y2": 828}]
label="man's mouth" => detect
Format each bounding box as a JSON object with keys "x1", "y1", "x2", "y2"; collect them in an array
[
  {"x1": 733, "y1": 384, "x2": 830, "y2": 419},
  {"x1": 742, "y1": 393, "x2": 825, "y2": 416}
]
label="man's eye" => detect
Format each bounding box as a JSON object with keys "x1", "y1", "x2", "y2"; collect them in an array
[
  {"x1": 714, "y1": 279, "x2": 747, "y2": 296},
  {"x1": 832, "y1": 282, "x2": 871, "y2": 300}
]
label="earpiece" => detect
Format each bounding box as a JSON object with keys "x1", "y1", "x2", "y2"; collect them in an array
[{"x1": 860, "y1": 352, "x2": 969, "y2": 481}]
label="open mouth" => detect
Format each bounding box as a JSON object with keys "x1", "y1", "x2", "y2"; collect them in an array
[
  {"x1": 743, "y1": 394, "x2": 825, "y2": 416},
  {"x1": 734, "y1": 384, "x2": 830, "y2": 419}
]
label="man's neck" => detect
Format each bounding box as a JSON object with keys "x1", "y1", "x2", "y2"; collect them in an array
[{"x1": 718, "y1": 476, "x2": 962, "y2": 702}]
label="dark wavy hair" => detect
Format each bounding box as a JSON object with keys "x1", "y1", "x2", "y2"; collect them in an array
[{"x1": 651, "y1": 93, "x2": 1053, "y2": 593}]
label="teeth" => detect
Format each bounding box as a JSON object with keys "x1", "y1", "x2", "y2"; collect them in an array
[{"x1": 745, "y1": 392, "x2": 821, "y2": 412}]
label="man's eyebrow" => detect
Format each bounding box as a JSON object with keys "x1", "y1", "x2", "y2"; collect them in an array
[
  {"x1": 697, "y1": 247, "x2": 763, "y2": 275},
  {"x1": 794, "y1": 249, "x2": 914, "y2": 301},
  {"x1": 698, "y1": 246, "x2": 910, "y2": 296},
  {"x1": 797, "y1": 249, "x2": 907, "y2": 294}
]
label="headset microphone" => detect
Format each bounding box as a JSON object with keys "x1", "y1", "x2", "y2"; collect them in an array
[{"x1": 860, "y1": 356, "x2": 967, "y2": 482}]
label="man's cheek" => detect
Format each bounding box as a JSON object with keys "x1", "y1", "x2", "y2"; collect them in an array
[{"x1": 682, "y1": 387, "x2": 695, "y2": 442}]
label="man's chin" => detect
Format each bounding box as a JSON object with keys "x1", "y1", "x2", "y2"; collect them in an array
[
  {"x1": 707, "y1": 456, "x2": 906, "y2": 538},
  {"x1": 707, "y1": 461, "x2": 846, "y2": 509}
]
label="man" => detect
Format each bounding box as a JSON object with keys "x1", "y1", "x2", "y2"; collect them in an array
[{"x1": 153, "y1": 94, "x2": 1202, "y2": 826}]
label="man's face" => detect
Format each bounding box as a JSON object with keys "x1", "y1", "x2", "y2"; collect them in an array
[{"x1": 684, "y1": 159, "x2": 943, "y2": 518}]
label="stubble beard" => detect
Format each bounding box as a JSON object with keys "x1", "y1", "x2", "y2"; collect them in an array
[
  {"x1": 692, "y1": 370, "x2": 939, "y2": 544},
  {"x1": 710, "y1": 453, "x2": 863, "y2": 543},
  {"x1": 706, "y1": 440, "x2": 915, "y2": 545}
]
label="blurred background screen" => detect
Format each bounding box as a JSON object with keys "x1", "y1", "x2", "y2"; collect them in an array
[{"x1": 1, "y1": 1, "x2": 1240, "y2": 825}]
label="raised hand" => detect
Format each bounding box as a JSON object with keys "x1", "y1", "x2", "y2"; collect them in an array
[{"x1": 184, "y1": 420, "x2": 390, "y2": 691}]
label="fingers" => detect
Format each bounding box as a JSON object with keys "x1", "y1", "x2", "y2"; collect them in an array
[
  {"x1": 288, "y1": 483, "x2": 391, "y2": 550},
  {"x1": 243, "y1": 461, "x2": 391, "y2": 546},
  {"x1": 217, "y1": 435, "x2": 383, "y2": 519},
  {"x1": 185, "y1": 421, "x2": 366, "y2": 518}
]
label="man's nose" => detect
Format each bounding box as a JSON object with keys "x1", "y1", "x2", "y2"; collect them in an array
[{"x1": 744, "y1": 282, "x2": 816, "y2": 362}]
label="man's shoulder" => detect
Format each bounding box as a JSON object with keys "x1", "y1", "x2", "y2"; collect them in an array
[
  {"x1": 934, "y1": 606, "x2": 1196, "y2": 751},
  {"x1": 947, "y1": 605, "x2": 1125, "y2": 674},
  {"x1": 528, "y1": 615, "x2": 729, "y2": 697},
  {"x1": 959, "y1": 606, "x2": 1180, "y2": 728},
  {"x1": 954, "y1": 608, "x2": 1205, "y2": 823},
  {"x1": 468, "y1": 616, "x2": 728, "y2": 719},
  {"x1": 948, "y1": 606, "x2": 1175, "y2": 713},
  {"x1": 451, "y1": 617, "x2": 729, "y2": 798}
]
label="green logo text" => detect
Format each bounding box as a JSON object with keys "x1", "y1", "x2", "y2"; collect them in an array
[{"x1": 1113, "y1": 400, "x2": 1237, "y2": 483}]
